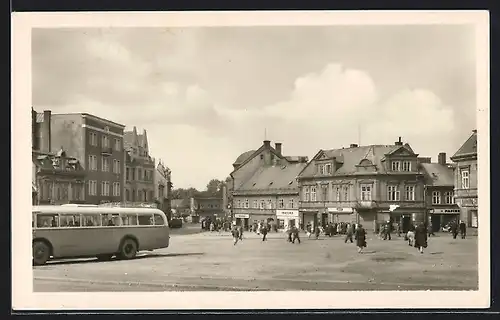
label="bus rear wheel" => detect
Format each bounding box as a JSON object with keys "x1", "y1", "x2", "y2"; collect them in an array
[
  {"x1": 33, "y1": 241, "x2": 50, "y2": 266},
  {"x1": 118, "y1": 238, "x2": 138, "y2": 260},
  {"x1": 96, "y1": 254, "x2": 114, "y2": 261}
]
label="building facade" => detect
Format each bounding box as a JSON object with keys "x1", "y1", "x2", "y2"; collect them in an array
[
  {"x1": 230, "y1": 140, "x2": 308, "y2": 230},
  {"x1": 297, "y1": 138, "x2": 426, "y2": 233},
  {"x1": 190, "y1": 197, "x2": 225, "y2": 222},
  {"x1": 450, "y1": 130, "x2": 478, "y2": 228},
  {"x1": 154, "y1": 160, "x2": 172, "y2": 220},
  {"x1": 42, "y1": 111, "x2": 126, "y2": 204},
  {"x1": 124, "y1": 127, "x2": 156, "y2": 204},
  {"x1": 420, "y1": 153, "x2": 460, "y2": 232}
]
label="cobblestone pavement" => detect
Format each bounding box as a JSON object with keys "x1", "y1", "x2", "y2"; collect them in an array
[{"x1": 33, "y1": 230, "x2": 478, "y2": 292}]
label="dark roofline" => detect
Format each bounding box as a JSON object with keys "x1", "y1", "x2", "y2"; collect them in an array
[
  {"x1": 451, "y1": 131, "x2": 477, "y2": 159},
  {"x1": 296, "y1": 149, "x2": 323, "y2": 179},
  {"x1": 230, "y1": 144, "x2": 285, "y2": 176},
  {"x1": 51, "y1": 112, "x2": 125, "y2": 128}
]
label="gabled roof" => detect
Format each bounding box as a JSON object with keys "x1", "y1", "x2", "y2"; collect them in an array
[
  {"x1": 420, "y1": 163, "x2": 454, "y2": 187},
  {"x1": 452, "y1": 130, "x2": 477, "y2": 159},
  {"x1": 233, "y1": 150, "x2": 256, "y2": 165},
  {"x1": 230, "y1": 144, "x2": 283, "y2": 175},
  {"x1": 237, "y1": 162, "x2": 307, "y2": 192}
]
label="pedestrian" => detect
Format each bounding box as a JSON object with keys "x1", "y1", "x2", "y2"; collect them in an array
[
  {"x1": 383, "y1": 221, "x2": 392, "y2": 240},
  {"x1": 451, "y1": 220, "x2": 459, "y2": 239},
  {"x1": 407, "y1": 224, "x2": 416, "y2": 246},
  {"x1": 291, "y1": 226, "x2": 301, "y2": 244},
  {"x1": 261, "y1": 222, "x2": 269, "y2": 241},
  {"x1": 286, "y1": 225, "x2": 293, "y2": 242},
  {"x1": 314, "y1": 225, "x2": 321, "y2": 239},
  {"x1": 459, "y1": 220, "x2": 467, "y2": 239},
  {"x1": 238, "y1": 225, "x2": 244, "y2": 241},
  {"x1": 396, "y1": 222, "x2": 401, "y2": 237},
  {"x1": 306, "y1": 223, "x2": 312, "y2": 238},
  {"x1": 414, "y1": 223, "x2": 428, "y2": 254},
  {"x1": 231, "y1": 224, "x2": 240, "y2": 245},
  {"x1": 427, "y1": 222, "x2": 434, "y2": 237},
  {"x1": 344, "y1": 223, "x2": 354, "y2": 243},
  {"x1": 354, "y1": 223, "x2": 367, "y2": 253}
]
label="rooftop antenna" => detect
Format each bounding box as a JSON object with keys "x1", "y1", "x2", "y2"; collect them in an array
[{"x1": 264, "y1": 127, "x2": 267, "y2": 140}]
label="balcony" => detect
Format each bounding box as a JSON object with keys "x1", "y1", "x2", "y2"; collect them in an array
[
  {"x1": 101, "y1": 147, "x2": 113, "y2": 156},
  {"x1": 355, "y1": 200, "x2": 378, "y2": 209}
]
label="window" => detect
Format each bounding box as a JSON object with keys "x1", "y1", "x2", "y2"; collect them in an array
[
  {"x1": 388, "y1": 185, "x2": 400, "y2": 201},
  {"x1": 288, "y1": 199, "x2": 294, "y2": 209},
  {"x1": 102, "y1": 135, "x2": 109, "y2": 148},
  {"x1": 267, "y1": 200, "x2": 273, "y2": 209},
  {"x1": 89, "y1": 132, "x2": 98, "y2": 146},
  {"x1": 88, "y1": 180, "x2": 97, "y2": 196},
  {"x1": 126, "y1": 168, "x2": 130, "y2": 181},
  {"x1": 402, "y1": 161, "x2": 411, "y2": 172},
  {"x1": 121, "y1": 214, "x2": 138, "y2": 226},
  {"x1": 82, "y1": 214, "x2": 101, "y2": 227},
  {"x1": 138, "y1": 169, "x2": 142, "y2": 180},
  {"x1": 343, "y1": 186, "x2": 349, "y2": 201},
  {"x1": 113, "y1": 160, "x2": 121, "y2": 174},
  {"x1": 60, "y1": 214, "x2": 81, "y2": 227},
  {"x1": 325, "y1": 164, "x2": 332, "y2": 174},
  {"x1": 101, "y1": 157, "x2": 109, "y2": 172},
  {"x1": 432, "y1": 191, "x2": 441, "y2": 204},
  {"x1": 253, "y1": 200, "x2": 258, "y2": 208},
  {"x1": 304, "y1": 187, "x2": 310, "y2": 202},
  {"x1": 88, "y1": 155, "x2": 97, "y2": 171},
  {"x1": 360, "y1": 184, "x2": 372, "y2": 201},
  {"x1": 113, "y1": 182, "x2": 120, "y2": 197},
  {"x1": 445, "y1": 191, "x2": 454, "y2": 204},
  {"x1": 237, "y1": 200, "x2": 241, "y2": 208},
  {"x1": 391, "y1": 161, "x2": 401, "y2": 171},
  {"x1": 461, "y1": 170, "x2": 470, "y2": 189},
  {"x1": 114, "y1": 138, "x2": 121, "y2": 151},
  {"x1": 321, "y1": 185, "x2": 328, "y2": 201},
  {"x1": 319, "y1": 165, "x2": 325, "y2": 175},
  {"x1": 36, "y1": 214, "x2": 59, "y2": 228},
  {"x1": 154, "y1": 214, "x2": 165, "y2": 226},
  {"x1": 101, "y1": 181, "x2": 110, "y2": 196},
  {"x1": 310, "y1": 186, "x2": 317, "y2": 201},
  {"x1": 244, "y1": 199, "x2": 249, "y2": 208},
  {"x1": 278, "y1": 199, "x2": 285, "y2": 209},
  {"x1": 405, "y1": 185, "x2": 415, "y2": 201},
  {"x1": 125, "y1": 189, "x2": 130, "y2": 201},
  {"x1": 260, "y1": 200, "x2": 265, "y2": 209},
  {"x1": 335, "y1": 187, "x2": 341, "y2": 202},
  {"x1": 102, "y1": 214, "x2": 120, "y2": 226}
]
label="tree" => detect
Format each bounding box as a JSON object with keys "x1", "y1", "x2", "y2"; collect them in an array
[{"x1": 206, "y1": 179, "x2": 224, "y2": 197}]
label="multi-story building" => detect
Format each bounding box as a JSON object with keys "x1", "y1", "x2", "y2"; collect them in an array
[
  {"x1": 230, "y1": 140, "x2": 308, "y2": 230},
  {"x1": 38, "y1": 110, "x2": 126, "y2": 204},
  {"x1": 31, "y1": 108, "x2": 87, "y2": 205},
  {"x1": 124, "y1": 127, "x2": 156, "y2": 204},
  {"x1": 190, "y1": 196, "x2": 225, "y2": 222},
  {"x1": 450, "y1": 129, "x2": 478, "y2": 228},
  {"x1": 154, "y1": 160, "x2": 172, "y2": 220},
  {"x1": 297, "y1": 138, "x2": 426, "y2": 233},
  {"x1": 420, "y1": 153, "x2": 460, "y2": 232}
]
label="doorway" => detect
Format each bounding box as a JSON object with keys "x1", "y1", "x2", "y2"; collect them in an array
[
  {"x1": 321, "y1": 213, "x2": 328, "y2": 227},
  {"x1": 431, "y1": 215, "x2": 441, "y2": 233},
  {"x1": 401, "y1": 215, "x2": 411, "y2": 233},
  {"x1": 289, "y1": 219, "x2": 296, "y2": 228}
]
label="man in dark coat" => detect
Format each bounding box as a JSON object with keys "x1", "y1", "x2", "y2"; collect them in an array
[
  {"x1": 354, "y1": 224, "x2": 367, "y2": 253},
  {"x1": 291, "y1": 226, "x2": 301, "y2": 244},
  {"x1": 414, "y1": 223, "x2": 428, "y2": 254},
  {"x1": 231, "y1": 225, "x2": 240, "y2": 245},
  {"x1": 383, "y1": 221, "x2": 392, "y2": 240},
  {"x1": 459, "y1": 220, "x2": 467, "y2": 239},
  {"x1": 261, "y1": 223, "x2": 269, "y2": 241},
  {"x1": 451, "y1": 220, "x2": 459, "y2": 239},
  {"x1": 344, "y1": 223, "x2": 354, "y2": 243}
]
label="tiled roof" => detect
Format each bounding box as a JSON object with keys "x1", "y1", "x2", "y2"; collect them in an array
[
  {"x1": 233, "y1": 150, "x2": 256, "y2": 165},
  {"x1": 237, "y1": 162, "x2": 307, "y2": 191},
  {"x1": 299, "y1": 144, "x2": 405, "y2": 177},
  {"x1": 452, "y1": 131, "x2": 477, "y2": 158},
  {"x1": 420, "y1": 163, "x2": 454, "y2": 187}
]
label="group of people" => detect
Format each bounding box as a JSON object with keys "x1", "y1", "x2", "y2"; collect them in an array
[{"x1": 201, "y1": 217, "x2": 232, "y2": 232}]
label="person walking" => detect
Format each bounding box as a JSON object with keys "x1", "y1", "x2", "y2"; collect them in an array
[
  {"x1": 451, "y1": 220, "x2": 459, "y2": 239},
  {"x1": 427, "y1": 222, "x2": 435, "y2": 237},
  {"x1": 344, "y1": 223, "x2": 354, "y2": 243},
  {"x1": 231, "y1": 224, "x2": 240, "y2": 246},
  {"x1": 383, "y1": 221, "x2": 392, "y2": 240},
  {"x1": 261, "y1": 222, "x2": 269, "y2": 241},
  {"x1": 238, "y1": 225, "x2": 244, "y2": 241},
  {"x1": 314, "y1": 225, "x2": 321, "y2": 240},
  {"x1": 459, "y1": 220, "x2": 467, "y2": 239},
  {"x1": 286, "y1": 225, "x2": 293, "y2": 242},
  {"x1": 414, "y1": 223, "x2": 428, "y2": 254},
  {"x1": 354, "y1": 223, "x2": 367, "y2": 253},
  {"x1": 407, "y1": 224, "x2": 416, "y2": 246},
  {"x1": 291, "y1": 226, "x2": 301, "y2": 244}
]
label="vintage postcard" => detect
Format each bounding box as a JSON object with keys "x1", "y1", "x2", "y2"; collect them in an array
[{"x1": 12, "y1": 10, "x2": 490, "y2": 310}]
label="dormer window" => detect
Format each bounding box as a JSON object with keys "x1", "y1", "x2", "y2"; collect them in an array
[
  {"x1": 402, "y1": 161, "x2": 411, "y2": 171},
  {"x1": 391, "y1": 161, "x2": 401, "y2": 171},
  {"x1": 325, "y1": 164, "x2": 332, "y2": 174}
]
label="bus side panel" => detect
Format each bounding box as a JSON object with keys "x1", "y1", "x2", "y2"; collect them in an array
[{"x1": 134, "y1": 226, "x2": 170, "y2": 250}]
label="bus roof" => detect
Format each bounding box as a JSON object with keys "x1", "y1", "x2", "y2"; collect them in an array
[{"x1": 32, "y1": 205, "x2": 166, "y2": 216}]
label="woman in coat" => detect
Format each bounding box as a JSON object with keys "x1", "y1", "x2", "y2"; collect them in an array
[
  {"x1": 414, "y1": 223, "x2": 428, "y2": 254},
  {"x1": 354, "y1": 224, "x2": 367, "y2": 253}
]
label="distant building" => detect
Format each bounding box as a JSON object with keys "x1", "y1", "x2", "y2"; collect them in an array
[
  {"x1": 190, "y1": 196, "x2": 225, "y2": 223},
  {"x1": 154, "y1": 160, "x2": 172, "y2": 220},
  {"x1": 450, "y1": 130, "x2": 478, "y2": 228},
  {"x1": 297, "y1": 138, "x2": 426, "y2": 233},
  {"x1": 230, "y1": 140, "x2": 308, "y2": 230},
  {"x1": 32, "y1": 109, "x2": 126, "y2": 204},
  {"x1": 420, "y1": 153, "x2": 460, "y2": 232},
  {"x1": 171, "y1": 198, "x2": 191, "y2": 217},
  {"x1": 124, "y1": 127, "x2": 156, "y2": 204}
]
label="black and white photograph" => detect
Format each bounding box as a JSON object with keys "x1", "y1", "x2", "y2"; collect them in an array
[{"x1": 12, "y1": 11, "x2": 490, "y2": 310}]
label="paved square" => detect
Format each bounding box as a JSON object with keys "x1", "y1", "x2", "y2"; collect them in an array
[{"x1": 33, "y1": 229, "x2": 478, "y2": 291}]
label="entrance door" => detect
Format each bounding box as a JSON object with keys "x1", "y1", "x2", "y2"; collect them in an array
[
  {"x1": 321, "y1": 213, "x2": 328, "y2": 227},
  {"x1": 289, "y1": 219, "x2": 296, "y2": 228},
  {"x1": 431, "y1": 215, "x2": 441, "y2": 233},
  {"x1": 402, "y1": 215, "x2": 411, "y2": 233},
  {"x1": 243, "y1": 218, "x2": 249, "y2": 230}
]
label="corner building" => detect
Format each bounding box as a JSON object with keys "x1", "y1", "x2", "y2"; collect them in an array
[
  {"x1": 297, "y1": 138, "x2": 426, "y2": 233},
  {"x1": 230, "y1": 140, "x2": 308, "y2": 230}
]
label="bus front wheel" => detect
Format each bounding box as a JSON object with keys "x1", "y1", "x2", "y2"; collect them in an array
[
  {"x1": 118, "y1": 238, "x2": 137, "y2": 260},
  {"x1": 33, "y1": 241, "x2": 50, "y2": 266}
]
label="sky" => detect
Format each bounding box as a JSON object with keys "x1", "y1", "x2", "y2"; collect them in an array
[{"x1": 32, "y1": 25, "x2": 477, "y2": 190}]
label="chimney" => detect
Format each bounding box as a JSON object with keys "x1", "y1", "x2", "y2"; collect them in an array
[
  {"x1": 472, "y1": 129, "x2": 477, "y2": 134},
  {"x1": 438, "y1": 152, "x2": 446, "y2": 166},
  {"x1": 350, "y1": 144, "x2": 358, "y2": 148},
  {"x1": 275, "y1": 142, "x2": 282, "y2": 155},
  {"x1": 395, "y1": 137, "x2": 403, "y2": 146},
  {"x1": 263, "y1": 140, "x2": 271, "y2": 148},
  {"x1": 41, "y1": 110, "x2": 51, "y2": 153}
]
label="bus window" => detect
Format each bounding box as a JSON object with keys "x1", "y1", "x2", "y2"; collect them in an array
[
  {"x1": 121, "y1": 214, "x2": 138, "y2": 226},
  {"x1": 82, "y1": 214, "x2": 101, "y2": 227},
  {"x1": 36, "y1": 214, "x2": 59, "y2": 228},
  {"x1": 138, "y1": 214, "x2": 154, "y2": 226},
  {"x1": 101, "y1": 214, "x2": 120, "y2": 226},
  {"x1": 154, "y1": 214, "x2": 165, "y2": 226},
  {"x1": 60, "y1": 214, "x2": 81, "y2": 227}
]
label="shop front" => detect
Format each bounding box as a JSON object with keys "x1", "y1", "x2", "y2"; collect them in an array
[
  {"x1": 430, "y1": 208, "x2": 460, "y2": 232},
  {"x1": 456, "y1": 198, "x2": 478, "y2": 228},
  {"x1": 234, "y1": 213, "x2": 250, "y2": 230},
  {"x1": 276, "y1": 209, "x2": 300, "y2": 230},
  {"x1": 300, "y1": 209, "x2": 318, "y2": 231},
  {"x1": 328, "y1": 207, "x2": 355, "y2": 224}
]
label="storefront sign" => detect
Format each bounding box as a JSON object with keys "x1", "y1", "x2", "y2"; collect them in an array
[
  {"x1": 431, "y1": 209, "x2": 461, "y2": 214},
  {"x1": 328, "y1": 207, "x2": 353, "y2": 213},
  {"x1": 276, "y1": 210, "x2": 299, "y2": 218},
  {"x1": 234, "y1": 214, "x2": 250, "y2": 219},
  {"x1": 301, "y1": 209, "x2": 318, "y2": 213}
]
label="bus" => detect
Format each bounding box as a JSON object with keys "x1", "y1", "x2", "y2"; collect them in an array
[{"x1": 32, "y1": 205, "x2": 170, "y2": 266}]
